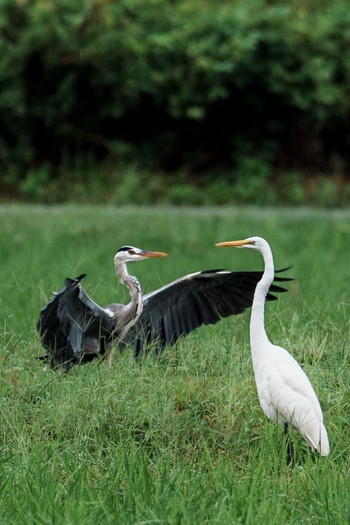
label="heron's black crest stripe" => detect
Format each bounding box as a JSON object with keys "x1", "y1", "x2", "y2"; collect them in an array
[{"x1": 117, "y1": 246, "x2": 134, "y2": 252}]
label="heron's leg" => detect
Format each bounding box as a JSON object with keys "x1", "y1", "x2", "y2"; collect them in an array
[
  {"x1": 99, "y1": 338, "x2": 113, "y2": 367},
  {"x1": 106, "y1": 350, "x2": 113, "y2": 367},
  {"x1": 284, "y1": 423, "x2": 295, "y2": 466}
]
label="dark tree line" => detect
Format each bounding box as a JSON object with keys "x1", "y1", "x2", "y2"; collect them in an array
[{"x1": 1, "y1": 0, "x2": 350, "y2": 192}]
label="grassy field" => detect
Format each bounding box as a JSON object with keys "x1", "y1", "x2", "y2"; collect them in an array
[{"x1": 0, "y1": 204, "x2": 349, "y2": 524}]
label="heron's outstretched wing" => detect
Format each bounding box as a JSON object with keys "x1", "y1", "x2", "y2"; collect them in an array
[
  {"x1": 36, "y1": 274, "x2": 116, "y2": 369},
  {"x1": 120, "y1": 268, "x2": 292, "y2": 357}
]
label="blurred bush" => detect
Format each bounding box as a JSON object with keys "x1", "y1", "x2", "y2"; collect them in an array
[{"x1": 1, "y1": 0, "x2": 350, "y2": 198}]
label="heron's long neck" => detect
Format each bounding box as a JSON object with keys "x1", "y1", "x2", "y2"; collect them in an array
[
  {"x1": 115, "y1": 260, "x2": 143, "y2": 321},
  {"x1": 250, "y1": 245, "x2": 274, "y2": 354}
]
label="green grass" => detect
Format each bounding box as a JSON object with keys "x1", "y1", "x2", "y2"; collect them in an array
[{"x1": 0, "y1": 204, "x2": 349, "y2": 524}]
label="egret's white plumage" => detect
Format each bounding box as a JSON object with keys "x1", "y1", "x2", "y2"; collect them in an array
[{"x1": 216, "y1": 236, "x2": 329, "y2": 456}]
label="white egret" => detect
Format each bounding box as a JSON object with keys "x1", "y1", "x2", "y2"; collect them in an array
[{"x1": 215, "y1": 236, "x2": 329, "y2": 458}]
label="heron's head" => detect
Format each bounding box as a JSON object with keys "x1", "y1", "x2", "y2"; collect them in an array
[
  {"x1": 215, "y1": 236, "x2": 267, "y2": 252},
  {"x1": 114, "y1": 246, "x2": 168, "y2": 263}
]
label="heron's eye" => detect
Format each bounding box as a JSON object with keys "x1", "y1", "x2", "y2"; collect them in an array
[{"x1": 128, "y1": 249, "x2": 135, "y2": 255}]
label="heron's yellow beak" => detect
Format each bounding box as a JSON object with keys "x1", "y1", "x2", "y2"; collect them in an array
[
  {"x1": 141, "y1": 250, "x2": 168, "y2": 258},
  {"x1": 215, "y1": 239, "x2": 252, "y2": 248}
]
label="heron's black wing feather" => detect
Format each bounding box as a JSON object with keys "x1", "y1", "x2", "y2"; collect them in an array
[
  {"x1": 36, "y1": 278, "x2": 81, "y2": 367},
  {"x1": 120, "y1": 268, "x2": 292, "y2": 357},
  {"x1": 36, "y1": 275, "x2": 115, "y2": 368}
]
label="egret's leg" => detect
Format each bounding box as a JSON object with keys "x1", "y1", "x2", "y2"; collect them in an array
[{"x1": 284, "y1": 423, "x2": 295, "y2": 466}]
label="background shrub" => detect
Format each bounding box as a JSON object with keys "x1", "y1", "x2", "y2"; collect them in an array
[{"x1": 1, "y1": 0, "x2": 350, "y2": 202}]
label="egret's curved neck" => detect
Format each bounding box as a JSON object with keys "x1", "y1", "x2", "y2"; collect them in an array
[
  {"x1": 114, "y1": 259, "x2": 143, "y2": 321},
  {"x1": 250, "y1": 244, "x2": 274, "y2": 353}
]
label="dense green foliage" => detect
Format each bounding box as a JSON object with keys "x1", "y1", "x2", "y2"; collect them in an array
[
  {"x1": 0, "y1": 204, "x2": 350, "y2": 523},
  {"x1": 1, "y1": 0, "x2": 350, "y2": 199}
]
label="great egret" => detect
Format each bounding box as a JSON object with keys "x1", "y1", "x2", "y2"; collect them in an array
[
  {"x1": 216, "y1": 236, "x2": 329, "y2": 458},
  {"x1": 37, "y1": 244, "x2": 291, "y2": 371}
]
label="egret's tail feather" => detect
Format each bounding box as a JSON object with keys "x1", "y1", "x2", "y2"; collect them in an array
[
  {"x1": 305, "y1": 424, "x2": 330, "y2": 456},
  {"x1": 319, "y1": 424, "x2": 330, "y2": 456}
]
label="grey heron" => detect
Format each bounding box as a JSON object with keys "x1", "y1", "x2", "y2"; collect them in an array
[
  {"x1": 36, "y1": 245, "x2": 291, "y2": 370},
  {"x1": 36, "y1": 246, "x2": 167, "y2": 370}
]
